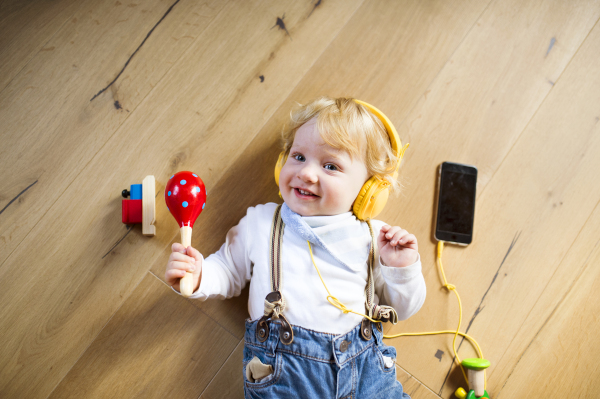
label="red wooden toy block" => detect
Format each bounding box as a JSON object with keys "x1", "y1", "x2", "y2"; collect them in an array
[
  {"x1": 121, "y1": 175, "x2": 156, "y2": 236},
  {"x1": 122, "y1": 199, "x2": 143, "y2": 224}
]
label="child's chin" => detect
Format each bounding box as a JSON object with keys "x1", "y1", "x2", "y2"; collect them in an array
[{"x1": 286, "y1": 201, "x2": 319, "y2": 216}]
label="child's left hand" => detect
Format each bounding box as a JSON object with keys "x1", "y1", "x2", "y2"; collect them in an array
[{"x1": 378, "y1": 225, "x2": 419, "y2": 268}]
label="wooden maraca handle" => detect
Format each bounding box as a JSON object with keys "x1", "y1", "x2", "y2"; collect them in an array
[{"x1": 179, "y1": 225, "x2": 194, "y2": 297}]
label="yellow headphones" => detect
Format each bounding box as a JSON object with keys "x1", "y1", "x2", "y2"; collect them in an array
[{"x1": 274, "y1": 99, "x2": 409, "y2": 220}]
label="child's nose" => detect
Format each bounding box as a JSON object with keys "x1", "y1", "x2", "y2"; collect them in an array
[{"x1": 298, "y1": 164, "x2": 318, "y2": 183}]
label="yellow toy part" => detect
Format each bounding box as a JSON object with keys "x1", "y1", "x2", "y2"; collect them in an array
[
  {"x1": 273, "y1": 99, "x2": 408, "y2": 220},
  {"x1": 455, "y1": 387, "x2": 468, "y2": 399}
]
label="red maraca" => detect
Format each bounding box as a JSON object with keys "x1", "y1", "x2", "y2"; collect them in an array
[{"x1": 165, "y1": 171, "x2": 207, "y2": 297}]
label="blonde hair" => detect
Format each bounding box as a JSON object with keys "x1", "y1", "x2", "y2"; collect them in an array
[{"x1": 281, "y1": 96, "x2": 401, "y2": 192}]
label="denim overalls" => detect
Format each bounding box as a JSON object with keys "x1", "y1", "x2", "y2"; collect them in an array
[{"x1": 242, "y1": 205, "x2": 411, "y2": 398}]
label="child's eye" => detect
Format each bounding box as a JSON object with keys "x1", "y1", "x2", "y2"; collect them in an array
[
  {"x1": 293, "y1": 153, "x2": 305, "y2": 162},
  {"x1": 324, "y1": 164, "x2": 338, "y2": 171}
]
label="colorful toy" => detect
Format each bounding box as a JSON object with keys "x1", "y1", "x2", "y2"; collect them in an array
[
  {"x1": 455, "y1": 358, "x2": 491, "y2": 399},
  {"x1": 165, "y1": 171, "x2": 207, "y2": 297},
  {"x1": 121, "y1": 175, "x2": 156, "y2": 236}
]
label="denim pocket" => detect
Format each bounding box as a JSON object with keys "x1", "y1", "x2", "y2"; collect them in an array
[
  {"x1": 243, "y1": 344, "x2": 281, "y2": 389},
  {"x1": 375, "y1": 344, "x2": 397, "y2": 373}
]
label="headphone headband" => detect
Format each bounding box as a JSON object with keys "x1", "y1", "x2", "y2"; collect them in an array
[{"x1": 353, "y1": 99, "x2": 408, "y2": 175}]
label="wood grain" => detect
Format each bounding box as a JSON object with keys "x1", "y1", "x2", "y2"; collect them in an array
[
  {"x1": 497, "y1": 194, "x2": 600, "y2": 397},
  {"x1": 477, "y1": 19, "x2": 600, "y2": 397},
  {"x1": 49, "y1": 273, "x2": 239, "y2": 399},
  {"x1": 0, "y1": 0, "x2": 227, "y2": 266},
  {"x1": 0, "y1": 0, "x2": 79, "y2": 91},
  {"x1": 200, "y1": 341, "x2": 245, "y2": 399},
  {"x1": 397, "y1": 365, "x2": 442, "y2": 399},
  {"x1": 1, "y1": 0, "x2": 599, "y2": 398},
  {"x1": 0, "y1": 1, "x2": 364, "y2": 397},
  {"x1": 380, "y1": 0, "x2": 600, "y2": 395}
]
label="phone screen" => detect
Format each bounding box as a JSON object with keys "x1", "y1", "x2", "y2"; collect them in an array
[{"x1": 435, "y1": 162, "x2": 477, "y2": 245}]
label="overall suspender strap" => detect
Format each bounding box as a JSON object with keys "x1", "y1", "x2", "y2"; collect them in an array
[
  {"x1": 365, "y1": 220, "x2": 376, "y2": 318},
  {"x1": 257, "y1": 205, "x2": 397, "y2": 344},
  {"x1": 365, "y1": 220, "x2": 399, "y2": 326},
  {"x1": 269, "y1": 203, "x2": 284, "y2": 293},
  {"x1": 257, "y1": 204, "x2": 294, "y2": 345},
  {"x1": 361, "y1": 221, "x2": 377, "y2": 340}
]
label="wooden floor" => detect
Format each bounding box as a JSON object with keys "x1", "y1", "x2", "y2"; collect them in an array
[{"x1": 1, "y1": 0, "x2": 600, "y2": 397}]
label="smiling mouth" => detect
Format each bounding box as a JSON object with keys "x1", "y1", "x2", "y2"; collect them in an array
[{"x1": 294, "y1": 188, "x2": 319, "y2": 198}]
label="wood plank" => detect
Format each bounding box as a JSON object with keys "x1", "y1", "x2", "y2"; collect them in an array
[
  {"x1": 495, "y1": 202, "x2": 600, "y2": 397},
  {"x1": 3, "y1": 1, "x2": 597, "y2": 398},
  {"x1": 0, "y1": 0, "x2": 80, "y2": 91},
  {"x1": 155, "y1": 0, "x2": 600, "y2": 394},
  {"x1": 0, "y1": 0, "x2": 227, "y2": 266},
  {"x1": 397, "y1": 365, "x2": 442, "y2": 399},
  {"x1": 200, "y1": 341, "x2": 245, "y2": 399},
  {"x1": 149, "y1": 0, "x2": 492, "y2": 357},
  {"x1": 48, "y1": 273, "x2": 239, "y2": 399},
  {"x1": 0, "y1": 1, "x2": 363, "y2": 397},
  {"x1": 378, "y1": 0, "x2": 600, "y2": 395},
  {"x1": 472, "y1": 20, "x2": 600, "y2": 396}
]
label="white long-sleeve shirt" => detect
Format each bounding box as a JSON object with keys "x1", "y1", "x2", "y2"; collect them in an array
[{"x1": 188, "y1": 202, "x2": 426, "y2": 334}]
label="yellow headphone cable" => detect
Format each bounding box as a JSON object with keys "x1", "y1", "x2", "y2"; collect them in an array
[{"x1": 307, "y1": 240, "x2": 486, "y2": 390}]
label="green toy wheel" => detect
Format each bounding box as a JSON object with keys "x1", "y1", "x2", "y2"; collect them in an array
[
  {"x1": 461, "y1": 358, "x2": 490, "y2": 371},
  {"x1": 465, "y1": 389, "x2": 489, "y2": 399}
]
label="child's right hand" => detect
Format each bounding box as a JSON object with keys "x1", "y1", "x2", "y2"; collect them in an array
[{"x1": 165, "y1": 243, "x2": 203, "y2": 294}]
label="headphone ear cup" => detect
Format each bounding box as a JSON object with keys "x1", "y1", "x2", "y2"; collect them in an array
[
  {"x1": 369, "y1": 188, "x2": 390, "y2": 220},
  {"x1": 353, "y1": 177, "x2": 390, "y2": 220},
  {"x1": 274, "y1": 153, "x2": 286, "y2": 186}
]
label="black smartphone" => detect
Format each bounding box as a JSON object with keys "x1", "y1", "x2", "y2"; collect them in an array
[{"x1": 435, "y1": 162, "x2": 478, "y2": 245}]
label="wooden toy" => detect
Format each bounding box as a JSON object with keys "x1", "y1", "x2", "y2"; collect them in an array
[
  {"x1": 121, "y1": 175, "x2": 156, "y2": 236},
  {"x1": 454, "y1": 358, "x2": 491, "y2": 399},
  {"x1": 165, "y1": 171, "x2": 207, "y2": 297}
]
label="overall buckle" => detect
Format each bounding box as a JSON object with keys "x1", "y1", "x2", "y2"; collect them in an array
[
  {"x1": 361, "y1": 318, "x2": 373, "y2": 340},
  {"x1": 256, "y1": 291, "x2": 294, "y2": 345}
]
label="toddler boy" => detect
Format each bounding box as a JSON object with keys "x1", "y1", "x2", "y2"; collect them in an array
[{"x1": 166, "y1": 97, "x2": 426, "y2": 398}]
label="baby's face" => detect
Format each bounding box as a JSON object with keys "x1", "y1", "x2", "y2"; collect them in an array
[{"x1": 279, "y1": 118, "x2": 369, "y2": 216}]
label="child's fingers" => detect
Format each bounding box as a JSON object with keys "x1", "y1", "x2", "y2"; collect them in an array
[
  {"x1": 389, "y1": 229, "x2": 408, "y2": 245},
  {"x1": 165, "y1": 267, "x2": 188, "y2": 284},
  {"x1": 397, "y1": 233, "x2": 416, "y2": 245},
  {"x1": 377, "y1": 229, "x2": 391, "y2": 246},
  {"x1": 169, "y1": 252, "x2": 196, "y2": 267},
  {"x1": 377, "y1": 230, "x2": 386, "y2": 248},
  {"x1": 172, "y1": 242, "x2": 186, "y2": 253},
  {"x1": 166, "y1": 244, "x2": 201, "y2": 291},
  {"x1": 394, "y1": 232, "x2": 418, "y2": 250},
  {"x1": 168, "y1": 259, "x2": 196, "y2": 272},
  {"x1": 384, "y1": 226, "x2": 402, "y2": 241},
  {"x1": 380, "y1": 224, "x2": 392, "y2": 233},
  {"x1": 187, "y1": 247, "x2": 203, "y2": 288},
  {"x1": 388, "y1": 229, "x2": 417, "y2": 246},
  {"x1": 186, "y1": 246, "x2": 203, "y2": 262}
]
